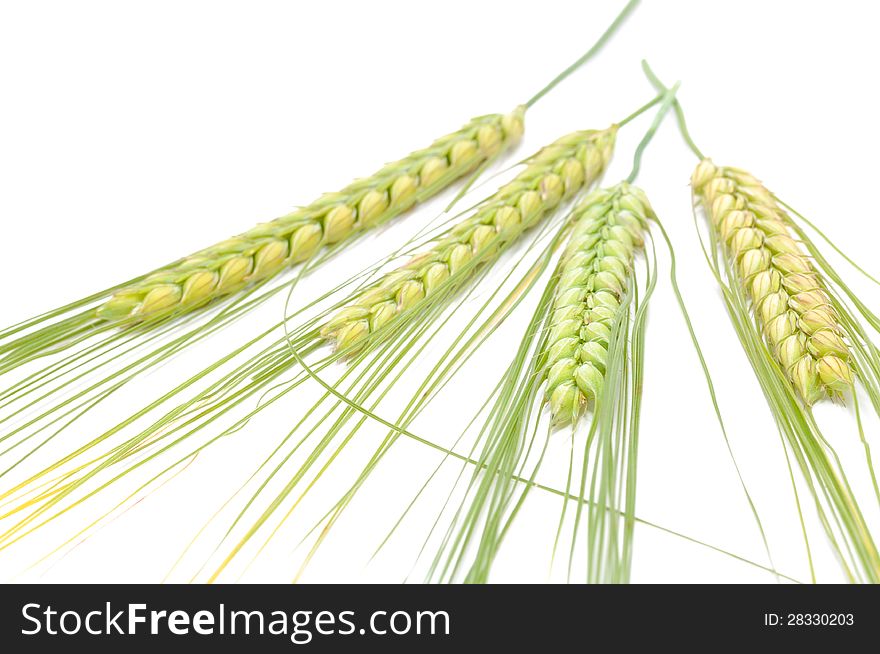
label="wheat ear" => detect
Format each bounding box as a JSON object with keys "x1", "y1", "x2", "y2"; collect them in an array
[
  {"x1": 2, "y1": 0, "x2": 641, "y2": 379},
  {"x1": 98, "y1": 110, "x2": 525, "y2": 323},
  {"x1": 692, "y1": 160, "x2": 854, "y2": 403},
  {"x1": 94, "y1": 0, "x2": 643, "y2": 323},
  {"x1": 542, "y1": 182, "x2": 652, "y2": 424},
  {"x1": 320, "y1": 127, "x2": 618, "y2": 351},
  {"x1": 642, "y1": 61, "x2": 879, "y2": 581}
]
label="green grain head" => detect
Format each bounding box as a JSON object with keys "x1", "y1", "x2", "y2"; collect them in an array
[
  {"x1": 692, "y1": 159, "x2": 854, "y2": 403},
  {"x1": 320, "y1": 126, "x2": 618, "y2": 352},
  {"x1": 97, "y1": 108, "x2": 527, "y2": 324},
  {"x1": 542, "y1": 182, "x2": 651, "y2": 425}
]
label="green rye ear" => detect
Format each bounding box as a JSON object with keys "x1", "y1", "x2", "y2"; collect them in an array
[
  {"x1": 642, "y1": 59, "x2": 880, "y2": 583},
  {"x1": 0, "y1": 0, "x2": 641, "y2": 376}
]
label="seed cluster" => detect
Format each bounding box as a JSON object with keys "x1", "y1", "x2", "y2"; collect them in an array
[
  {"x1": 97, "y1": 109, "x2": 527, "y2": 323},
  {"x1": 542, "y1": 183, "x2": 650, "y2": 424},
  {"x1": 321, "y1": 128, "x2": 618, "y2": 352},
  {"x1": 692, "y1": 159, "x2": 853, "y2": 403}
]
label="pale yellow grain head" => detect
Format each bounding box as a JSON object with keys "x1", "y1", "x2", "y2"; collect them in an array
[
  {"x1": 289, "y1": 224, "x2": 322, "y2": 263},
  {"x1": 324, "y1": 206, "x2": 356, "y2": 244}
]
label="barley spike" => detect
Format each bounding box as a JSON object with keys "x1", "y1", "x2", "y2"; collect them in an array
[
  {"x1": 97, "y1": 109, "x2": 526, "y2": 323},
  {"x1": 319, "y1": 127, "x2": 617, "y2": 351},
  {"x1": 542, "y1": 182, "x2": 651, "y2": 424},
  {"x1": 692, "y1": 159, "x2": 854, "y2": 403}
]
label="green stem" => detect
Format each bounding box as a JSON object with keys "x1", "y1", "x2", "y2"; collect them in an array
[
  {"x1": 625, "y1": 81, "x2": 680, "y2": 183},
  {"x1": 617, "y1": 95, "x2": 662, "y2": 128},
  {"x1": 641, "y1": 60, "x2": 705, "y2": 160},
  {"x1": 525, "y1": 0, "x2": 641, "y2": 108}
]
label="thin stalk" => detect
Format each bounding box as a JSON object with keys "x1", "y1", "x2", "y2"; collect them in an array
[
  {"x1": 626, "y1": 81, "x2": 680, "y2": 183},
  {"x1": 524, "y1": 0, "x2": 640, "y2": 108},
  {"x1": 616, "y1": 95, "x2": 662, "y2": 128},
  {"x1": 641, "y1": 60, "x2": 704, "y2": 159}
]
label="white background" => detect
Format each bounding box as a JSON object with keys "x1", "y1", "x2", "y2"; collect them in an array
[{"x1": 1, "y1": 0, "x2": 879, "y2": 583}]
